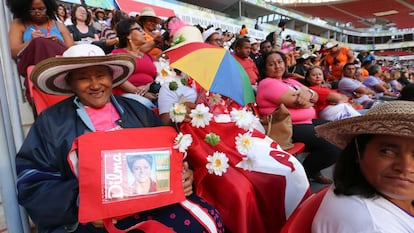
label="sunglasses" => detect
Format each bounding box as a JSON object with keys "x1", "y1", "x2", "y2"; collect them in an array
[{"x1": 130, "y1": 27, "x2": 144, "y2": 33}]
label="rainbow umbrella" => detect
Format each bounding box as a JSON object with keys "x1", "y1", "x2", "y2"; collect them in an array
[{"x1": 164, "y1": 42, "x2": 255, "y2": 106}]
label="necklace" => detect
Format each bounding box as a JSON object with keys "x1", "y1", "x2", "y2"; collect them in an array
[{"x1": 126, "y1": 48, "x2": 143, "y2": 58}]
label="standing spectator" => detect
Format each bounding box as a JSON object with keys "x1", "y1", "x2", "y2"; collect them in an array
[
  {"x1": 239, "y1": 24, "x2": 248, "y2": 37},
  {"x1": 67, "y1": 5, "x2": 99, "y2": 43},
  {"x1": 323, "y1": 39, "x2": 355, "y2": 87},
  {"x1": 233, "y1": 37, "x2": 259, "y2": 86},
  {"x1": 266, "y1": 19, "x2": 286, "y2": 51}
]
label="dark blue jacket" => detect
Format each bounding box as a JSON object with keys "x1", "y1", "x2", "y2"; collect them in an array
[{"x1": 16, "y1": 95, "x2": 163, "y2": 233}]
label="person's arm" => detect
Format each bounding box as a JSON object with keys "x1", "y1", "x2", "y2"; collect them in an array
[
  {"x1": 56, "y1": 21, "x2": 75, "y2": 48},
  {"x1": 277, "y1": 85, "x2": 315, "y2": 109},
  {"x1": 9, "y1": 19, "x2": 31, "y2": 59},
  {"x1": 326, "y1": 92, "x2": 349, "y2": 104},
  {"x1": 16, "y1": 114, "x2": 79, "y2": 228}
]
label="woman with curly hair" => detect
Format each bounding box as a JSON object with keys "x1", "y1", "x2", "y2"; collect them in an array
[{"x1": 7, "y1": 0, "x2": 74, "y2": 103}]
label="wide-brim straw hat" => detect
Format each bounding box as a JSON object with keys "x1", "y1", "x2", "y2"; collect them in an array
[
  {"x1": 137, "y1": 7, "x2": 162, "y2": 24},
  {"x1": 30, "y1": 44, "x2": 136, "y2": 95},
  {"x1": 325, "y1": 39, "x2": 339, "y2": 49},
  {"x1": 315, "y1": 100, "x2": 414, "y2": 149}
]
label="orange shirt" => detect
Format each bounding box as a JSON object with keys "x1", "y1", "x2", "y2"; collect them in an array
[
  {"x1": 325, "y1": 47, "x2": 351, "y2": 80},
  {"x1": 239, "y1": 28, "x2": 248, "y2": 37},
  {"x1": 144, "y1": 32, "x2": 162, "y2": 60}
]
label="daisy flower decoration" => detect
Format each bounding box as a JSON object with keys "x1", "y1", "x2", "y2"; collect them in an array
[
  {"x1": 230, "y1": 108, "x2": 259, "y2": 131},
  {"x1": 169, "y1": 103, "x2": 187, "y2": 123},
  {"x1": 206, "y1": 152, "x2": 229, "y2": 176},
  {"x1": 189, "y1": 104, "x2": 213, "y2": 128},
  {"x1": 208, "y1": 93, "x2": 223, "y2": 106},
  {"x1": 173, "y1": 132, "x2": 193, "y2": 157},
  {"x1": 154, "y1": 55, "x2": 181, "y2": 86},
  {"x1": 235, "y1": 132, "x2": 253, "y2": 155}
]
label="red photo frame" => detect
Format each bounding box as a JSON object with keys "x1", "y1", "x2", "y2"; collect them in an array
[{"x1": 73, "y1": 126, "x2": 185, "y2": 223}]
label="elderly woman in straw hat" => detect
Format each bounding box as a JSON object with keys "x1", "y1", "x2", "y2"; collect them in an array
[
  {"x1": 16, "y1": 44, "x2": 224, "y2": 233},
  {"x1": 312, "y1": 100, "x2": 414, "y2": 232}
]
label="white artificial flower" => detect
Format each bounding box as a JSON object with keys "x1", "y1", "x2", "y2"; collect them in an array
[
  {"x1": 189, "y1": 104, "x2": 213, "y2": 128},
  {"x1": 173, "y1": 132, "x2": 193, "y2": 153},
  {"x1": 154, "y1": 59, "x2": 182, "y2": 86},
  {"x1": 230, "y1": 108, "x2": 258, "y2": 131},
  {"x1": 169, "y1": 103, "x2": 187, "y2": 123},
  {"x1": 206, "y1": 152, "x2": 229, "y2": 176},
  {"x1": 208, "y1": 93, "x2": 223, "y2": 106},
  {"x1": 235, "y1": 132, "x2": 253, "y2": 155},
  {"x1": 237, "y1": 154, "x2": 257, "y2": 171}
]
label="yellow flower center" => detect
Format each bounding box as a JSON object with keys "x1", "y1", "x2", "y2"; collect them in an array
[{"x1": 214, "y1": 159, "x2": 221, "y2": 167}]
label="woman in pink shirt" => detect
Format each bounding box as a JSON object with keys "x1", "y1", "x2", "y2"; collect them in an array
[{"x1": 256, "y1": 51, "x2": 341, "y2": 184}]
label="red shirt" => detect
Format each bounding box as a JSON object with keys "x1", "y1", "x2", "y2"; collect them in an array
[{"x1": 233, "y1": 55, "x2": 259, "y2": 85}]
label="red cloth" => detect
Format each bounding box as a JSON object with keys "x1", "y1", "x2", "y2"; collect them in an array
[{"x1": 180, "y1": 122, "x2": 311, "y2": 233}]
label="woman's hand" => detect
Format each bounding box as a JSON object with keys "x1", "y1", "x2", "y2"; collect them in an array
[
  {"x1": 31, "y1": 30, "x2": 44, "y2": 39},
  {"x1": 182, "y1": 161, "x2": 194, "y2": 196},
  {"x1": 91, "y1": 219, "x2": 117, "y2": 228}
]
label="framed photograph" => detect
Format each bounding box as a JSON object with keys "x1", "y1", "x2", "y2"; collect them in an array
[
  {"x1": 75, "y1": 127, "x2": 186, "y2": 223},
  {"x1": 102, "y1": 148, "x2": 172, "y2": 202}
]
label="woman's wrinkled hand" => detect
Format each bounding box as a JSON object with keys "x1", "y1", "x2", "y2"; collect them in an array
[
  {"x1": 91, "y1": 219, "x2": 117, "y2": 228},
  {"x1": 182, "y1": 161, "x2": 194, "y2": 196},
  {"x1": 183, "y1": 102, "x2": 196, "y2": 123}
]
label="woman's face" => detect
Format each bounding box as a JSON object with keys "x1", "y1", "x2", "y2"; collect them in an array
[
  {"x1": 307, "y1": 67, "x2": 324, "y2": 86},
  {"x1": 360, "y1": 135, "x2": 414, "y2": 203},
  {"x1": 132, "y1": 158, "x2": 151, "y2": 182},
  {"x1": 30, "y1": 0, "x2": 47, "y2": 23},
  {"x1": 142, "y1": 17, "x2": 158, "y2": 32},
  {"x1": 68, "y1": 65, "x2": 113, "y2": 109},
  {"x1": 75, "y1": 6, "x2": 88, "y2": 22},
  {"x1": 265, "y1": 53, "x2": 286, "y2": 79},
  {"x1": 57, "y1": 6, "x2": 65, "y2": 17},
  {"x1": 127, "y1": 23, "x2": 146, "y2": 46}
]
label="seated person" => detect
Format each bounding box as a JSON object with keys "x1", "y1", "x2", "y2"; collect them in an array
[
  {"x1": 363, "y1": 64, "x2": 398, "y2": 99},
  {"x1": 305, "y1": 66, "x2": 360, "y2": 121},
  {"x1": 158, "y1": 23, "x2": 311, "y2": 233},
  {"x1": 112, "y1": 18, "x2": 159, "y2": 109},
  {"x1": 313, "y1": 101, "x2": 414, "y2": 233},
  {"x1": 16, "y1": 44, "x2": 224, "y2": 233},
  {"x1": 7, "y1": 0, "x2": 74, "y2": 77},
  {"x1": 338, "y1": 63, "x2": 376, "y2": 108},
  {"x1": 399, "y1": 83, "x2": 414, "y2": 101},
  {"x1": 67, "y1": 5, "x2": 100, "y2": 44},
  {"x1": 256, "y1": 51, "x2": 342, "y2": 184}
]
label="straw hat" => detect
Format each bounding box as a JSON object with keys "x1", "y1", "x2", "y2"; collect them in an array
[
  {"x1": 325, "y1": 39, "x2": 339, "y2": 49},
  {"x1": 137, "y1": 7, "x2": 162, "y2": 24},
  {"x1": 165, "y1": 25, "x2": 203, "y2": 51},
  {"x1": 315, "y1": 101, "x2": 414, "y2": 149},
  {"x1": 30, "y1": 44, "x2": 136, "y2": 96}
]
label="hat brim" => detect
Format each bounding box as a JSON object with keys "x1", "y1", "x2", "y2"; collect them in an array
[
  {"x1": 315, "y1": 113, "x2": 414, "y2": 149},
  {"x1": 137, "y1": 15, "x2": 162, "y2": 24},
  {"x1": 30, "y1": 54, "x2": 136, "y2": 95}
]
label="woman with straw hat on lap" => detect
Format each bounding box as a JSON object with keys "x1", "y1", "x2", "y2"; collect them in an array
[
  {"x1": 313, "y1": 101, "x2": 414, "y2": 232},
  {"x1": 16, "y1": 44, "x2": 223, "y2": 233}
]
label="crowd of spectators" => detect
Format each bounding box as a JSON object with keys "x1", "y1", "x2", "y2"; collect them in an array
[{"x1": 6, "y1": 0, "x2": 414, "y2": 232}]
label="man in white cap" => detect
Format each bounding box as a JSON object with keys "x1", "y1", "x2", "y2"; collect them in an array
[{"x1": 202, "y1": 26, "x2": 223, "y2": 47}]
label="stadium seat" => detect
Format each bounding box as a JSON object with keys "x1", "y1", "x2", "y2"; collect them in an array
[
  {"x1": 280, "y1": 186, "x2": 329, "y2": 233},
  {"x1": 27, "y1": 65, "x2": 68, "y2": 116}
]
